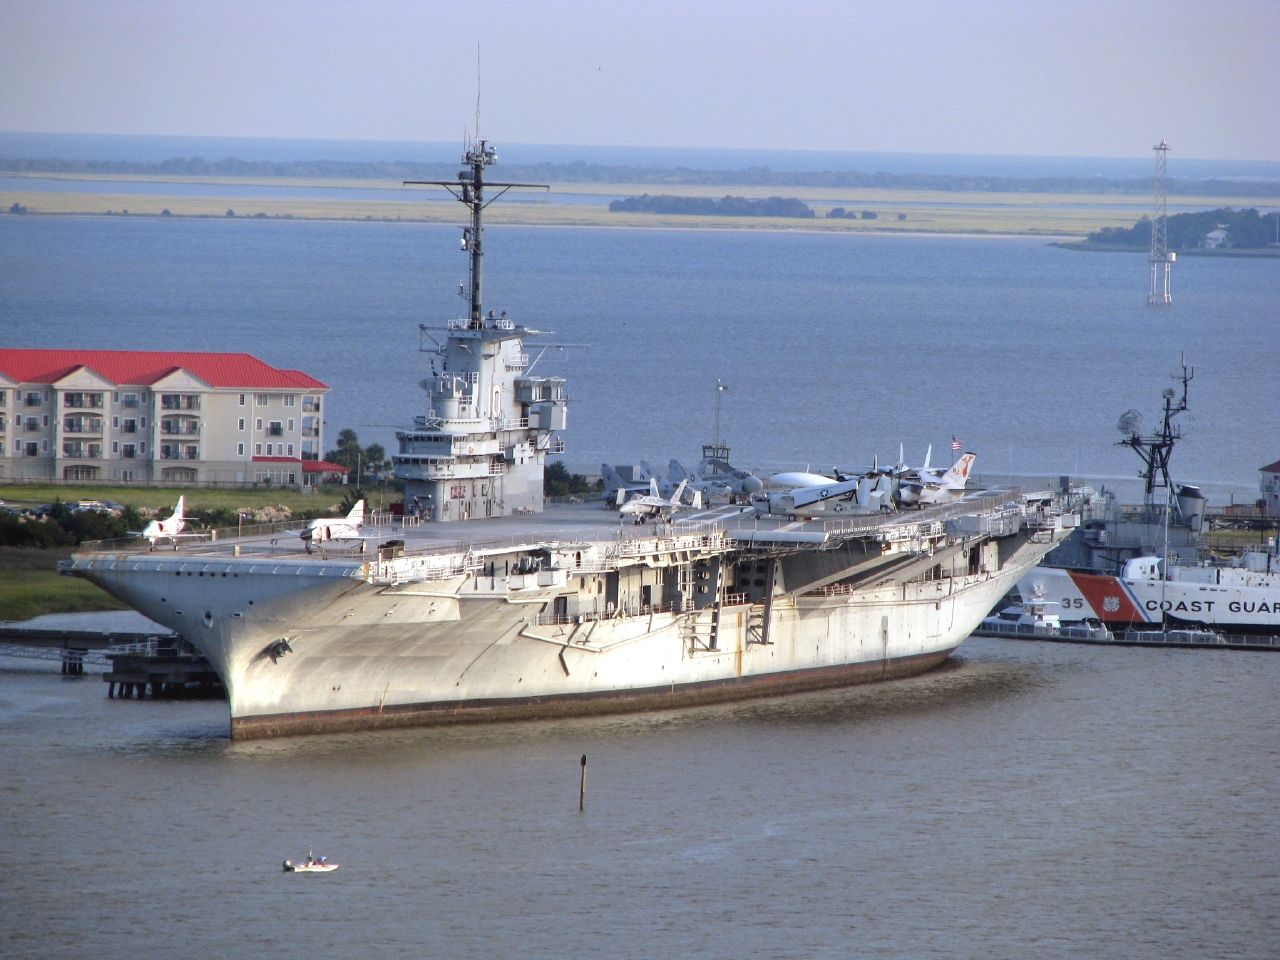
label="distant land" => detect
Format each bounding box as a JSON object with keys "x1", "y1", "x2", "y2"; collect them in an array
[
  {"x1": 1070, "y1": 207, "x2": 1280, "y2": 254},
  {"x1": 5, "y1": 132, "x2": 1280, "y2": 240},
  {"x1": 4, "y1": 153, "x2": 1280, "y2": 199},
  {"x1": 3, "y1": 131, "x2": 1280, "y2": 185}
]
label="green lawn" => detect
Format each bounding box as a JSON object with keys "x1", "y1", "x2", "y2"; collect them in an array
[
  {"x1": 0, "y1": 547, "x2": 127, "y2": 621},
  {"x1": 0, "y1": 483, "x2": 352, "y2": 515}
]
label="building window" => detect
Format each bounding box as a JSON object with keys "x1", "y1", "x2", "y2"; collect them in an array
[
  {"x1": 237, "y1": 418, "x2": 245, "y2": 431},
  {"x1": 0, "y1": 390, "x2": 6, "y2": 407},
  {"x1": 139, "y1": 441, "x2": 146, "y2": 453},
  {"x1": 122, "y1": 444, "x2": 136, "y2": 459},
  {"x1": 268, "y1": 421, "x2": 283, "y2": 437},
  {"x1": 255, "y1": 394, "x2": 269, "y2": 406},
  {"x1": 284, "y1": 395, "x2": 296, "y2": 407},
  {"x1": 287, "y1": 418, "x2": 295, "y2": 432},
  {"x1": 287, "y1": 443, "x2": 294, "y2": 456},
  {"x1": 255, "y1": 443, "x2": 262, "y2": 455},
  {"x1": 140, "y1": 416, "x2": 147, "y2": 429},
  {"x1": 266, "y1": 443, "x2": 273, "y2": 456},
  {"x1": 120, "y1": 468, "x2": 136, "y2": 482},
  {"x1": 62, "y1": 392, "x2": 104, "y2": 409},
  {"x1": 112, "y1": 416, "x2": 119, "y2": 428},
  {"x1": 239, "y1": 393, "x2": 246, "y2": 406},
  {"x1": 122, "y1": 393, "x2": 139, "y2": 408},
  {"x1": 160, "y1": 393, "x2": 200, "y2": 411},
  {"x1": 42, "y1": 415, "x2": 49, "y2": 428},
  {"x1": 112, "y1": 441, "x2": 119, "y2": 454},
  {"x1": 255, "y1": 418, "x2": 263, "y2": 431},
  {"x1": 237, "y1": 442, "x2": 245, "y2": 456},
  {"x1": 122, "y1": 418, "x2": 137, "y2": 435},
  {"x1": 24, "y1": 392, "x2": 42, "y2": 407},
  {"x1": 24, "y1": 442, "x2": 38, "y2": 457},
  {"x1": 304, "y1": 395, "x2": 321, "y2": 412}
]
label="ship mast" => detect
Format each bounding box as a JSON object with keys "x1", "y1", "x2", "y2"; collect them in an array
[
  {"x1": 405, "y1": 140, "x2": 546, "y2": 327},
  {"x1": 1117, "y1": 357, "x2": 1194, "y2": 505}
]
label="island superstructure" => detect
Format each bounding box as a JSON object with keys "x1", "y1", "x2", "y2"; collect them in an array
[
  {"x1": 63, "y1": 137, "x2": 1080, "y2": 740},
  {"x1": 393, "y1": 140, "x2": 566, "y2": 522}
]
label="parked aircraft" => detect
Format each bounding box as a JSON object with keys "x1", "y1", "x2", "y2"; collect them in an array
[
  {"x1": 601, "y1": 462, "x2": 672, "y2": 504},
  {"x1": 767, "y1": 470, "x2": 839, "y2": 489},
  {"x1": 751, "y1": 472, "x2": 894, "y2": 520},
  {"x1": 301, "y1": 500, "x2": 366, "y2": 552},
  {"x1": 897, "y1": 452, "x2": 977, "y2": 507},
  {"x1": 693, "y1": 447, "x2": 764, "y2": 497},
  {"x1": 134, "y1": 496, "x2": 197, "y2": 549},
  {"x1": 618, "y1": 479, "x2": 701, "y2": 523}
]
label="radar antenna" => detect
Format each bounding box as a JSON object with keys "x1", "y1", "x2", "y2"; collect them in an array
[
  {"x1": 1116, "y1": 355, "x2": 1193, "y2": 503},
  {"x1": 404, "y1": 141, "x2": 548, "y2": 328}
]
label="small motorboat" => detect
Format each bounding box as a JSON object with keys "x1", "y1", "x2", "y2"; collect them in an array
[{"x1": 283, "y1": 849, "x2": 338, "y2": 873}]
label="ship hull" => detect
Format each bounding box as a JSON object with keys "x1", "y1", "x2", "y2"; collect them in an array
[
  {"x1": 1020, "y1": 566, "x2": 1280, "y2": 635},
  {"x1": 231, "y1": 647, "x2": 955, "y2": 739},
  {"x1": 70, "y1": 537, "x2": 1043, "y2": 738}
]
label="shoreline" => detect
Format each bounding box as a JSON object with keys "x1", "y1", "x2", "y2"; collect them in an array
[{"x1": 1, "y1": 206, "x2": 1078, "y2": 241}]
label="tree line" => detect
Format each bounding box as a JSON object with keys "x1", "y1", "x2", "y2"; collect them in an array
[
  {"x1": 609, "y1": 194, "x2": 816, "y2": 217},
  {"x1": 1086, "y1": 208, "x2": 1280, "y2": 249}
]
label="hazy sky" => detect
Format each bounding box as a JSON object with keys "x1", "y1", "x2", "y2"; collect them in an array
[{"x1": 2, "y1": 0, "x2": 1276, "y2": 160}]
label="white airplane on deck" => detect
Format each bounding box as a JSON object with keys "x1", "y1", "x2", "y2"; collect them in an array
[
  {"x1": 617, "y1": 479, "x2": 701, "y2": 523},
  {"x1": 301, "y1": 500, "x2": 366, "y2": 552},
  {"x1": 897, "y1": 451, "x2": 977, "y2": 507},
  {"x1": 601, "y1": 462, "x2": 671, "y2": 504},
  {"x1": 752, "y1": 472, "x2": 894, "y2": 520},
  {"x1": 134, "y1": 496, "x2": 199, "y2": 549}
]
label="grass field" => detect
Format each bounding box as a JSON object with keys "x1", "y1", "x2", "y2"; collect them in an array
[
  {"x1": 0, "y1": 483, "x2": 357, "y2": 515},
  {"x1": 0, "y1": 483, "x2": 393, "y2": 621},
  {"x1": 0, "y1": 546, "x2": 127, "y2": 620},
  {"x1": 8, "y1": 173, "x2": 1276, "y2": 238}
]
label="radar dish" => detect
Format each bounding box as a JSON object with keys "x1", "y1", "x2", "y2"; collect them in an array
[{"x1": 1116, "y1": 409, "x2": 1143, "y2": 436}]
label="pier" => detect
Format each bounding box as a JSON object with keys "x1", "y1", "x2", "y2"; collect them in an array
[{"x1": 0, "y1": 623, "x2": 223, "y2": 698}]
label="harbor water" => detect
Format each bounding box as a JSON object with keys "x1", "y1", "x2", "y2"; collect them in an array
[
  {"x1": 1, "y1": 215, "x2": 1277, "y2": 497},
  {"x1": 2, "y1": 636, "x2": 1276, "y2": 959}
]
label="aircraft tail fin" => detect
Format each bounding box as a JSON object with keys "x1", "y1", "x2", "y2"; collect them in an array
[
  {"x1": 691, "y1": 489, "x2": 703, "y2": 510},
  {"x1": 601, "y1": 463, "x2": 626, "y2": 498},
  {"x1": 172, "y1": 496, "x2": 185, "y2": 523},
  {"x1": 346, "y1": 499, "x2": 365, "y2": 524},
  {"x1": 672, "y1": 478, "x2": 688, "y2": 505},
  {"x1": 940, "y1": 453, "x2": 976, "y2": 489}
]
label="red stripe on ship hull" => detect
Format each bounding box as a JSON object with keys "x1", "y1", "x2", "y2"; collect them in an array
[{"x1": 1067, "y1": 571, "x2": 1147, "y2": 624}]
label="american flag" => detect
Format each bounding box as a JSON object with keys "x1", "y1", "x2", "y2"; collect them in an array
[{"x1": 951, "y1": 436, "x2": 962, "y2": 451}]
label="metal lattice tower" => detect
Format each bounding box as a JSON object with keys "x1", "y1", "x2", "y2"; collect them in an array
[{"x1": 1147, "y1": 140, "x2": 1174, "y2": 306}]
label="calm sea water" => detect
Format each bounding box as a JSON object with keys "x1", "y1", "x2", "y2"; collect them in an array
[
  {"x1": 2, "y1": 637, "x2": 1276, "y2": 960},
  {"x1": 1, "y1": 214, "x2": 1276, "y2": 498}
]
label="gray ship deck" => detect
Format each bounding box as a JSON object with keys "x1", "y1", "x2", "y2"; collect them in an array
[{"x1": 73, "y1": 488, "x2": 1029, "y2": 563}]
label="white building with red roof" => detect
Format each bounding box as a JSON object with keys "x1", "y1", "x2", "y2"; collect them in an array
[{"x1": 0, "y1": 348, "x2": 332, "y2": 488}]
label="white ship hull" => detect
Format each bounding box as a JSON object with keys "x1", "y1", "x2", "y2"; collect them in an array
[
  {"x1": 1019, "y1": 565, "x2": 1280, "y2": 635},
  {"x1": 69, "y1": 500, "x2": 1066, "y2": 738}
]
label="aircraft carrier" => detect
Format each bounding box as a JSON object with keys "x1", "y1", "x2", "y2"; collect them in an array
[{"x1": 62, "y1": 138, "x2": 1079, "y2": 739}]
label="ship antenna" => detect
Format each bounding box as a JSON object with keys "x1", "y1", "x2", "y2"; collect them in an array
[
  {"x1": 474, "y1": 44, "x2": 482, "y2": 144},
  {"x1": 1116, "y1": 355, "x2": 1193, "y2": 505},
  {"x1": 404, "y1": 141, "x2": 548, "y2": 327}
]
